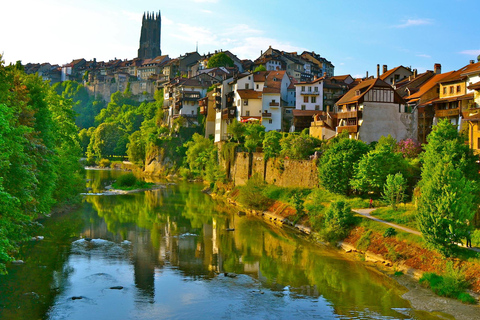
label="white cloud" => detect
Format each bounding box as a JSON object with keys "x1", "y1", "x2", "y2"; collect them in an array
[
  {"x1": 459, "y1": 49, "x2": 480, "y2": 56},
  {"x1": 192, "y1": 0, "x2": 218, "y2": 2},
  {"x1": 201, "y1": 9, "x2": 213, "y2": 14},
  {"x1": 394, "y1": 18, "x2": 433, "y2": 28},
  {"x1": 416, "y1": 54, "x2": 431, "y2": 58}
]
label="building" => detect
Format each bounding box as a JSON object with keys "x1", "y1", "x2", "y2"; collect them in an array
[
  {"x1": 379, "y1": 65, "x2": 413, "y2": 86},
  {"x1": 335, "y1": 78, "x2": 413, "y2": 143},
  {"x1": 138, "y1": 11, "x2": 162, "y2": 59}
]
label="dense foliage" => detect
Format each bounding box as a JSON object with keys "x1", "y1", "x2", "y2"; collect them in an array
[
  {"x1": 0, "y1": 57, "x2": 83, "y2": 273},
  {"x1": 207, "y1": 52, "x2": 235, "y2": 68},
  {"x1": 416, "y1": 120, "x2": 479, "y2": 256}
]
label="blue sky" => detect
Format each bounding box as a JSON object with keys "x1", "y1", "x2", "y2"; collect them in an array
[{"x1": 1, "y1": 0, "x2": 479, "y2": 78}]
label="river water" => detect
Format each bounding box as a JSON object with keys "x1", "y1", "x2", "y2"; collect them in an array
[{"x1": 0, "y1": 170, "x2": 442, "y2": 319}]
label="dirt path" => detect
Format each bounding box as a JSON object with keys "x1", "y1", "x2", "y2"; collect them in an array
[{"x1": 352, "y1": 208, "x2": 480, "y2": 252}]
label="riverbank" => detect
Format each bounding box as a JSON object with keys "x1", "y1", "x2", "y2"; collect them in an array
[{"x1": 210, "y1": 187, "x2": 480, "y2": 319}]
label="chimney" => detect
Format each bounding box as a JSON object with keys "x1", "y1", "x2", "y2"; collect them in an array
[
  {"x1": 366, "y1": 71, "x2": 369, "y2": 78},
  {"x1": 383, "y1": 65, "x2": 388, "y2": 74},
  {"x1": 377, "y1": 64, "x2": 380, "y2": 78},
  {"x1": 323, "y1": 72, "x2": 327, "y2": 78},
  {"x1": 413, "y1": 69, "x2": 417, "y2": 77},
  {"x1": 470, "y1": 60, "x2": 475, "y2": 64},
  {"x1": 434, "y1": 63, "x2": 441, "y2": 74}
]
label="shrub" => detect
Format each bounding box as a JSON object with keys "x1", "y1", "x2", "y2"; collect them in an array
[
  {"x1": 357, "y1": 230, "x2": 372, "y2": 251},
  {"x1": 321, "y1": 200, "x2": 355, "y2": 243},
  {"x1": 419, "y1": 261, "x2": 476, "y2": 304},
  {"x1": 384, "y1": 227, "x2": 397, "y2": 238},
  {"x1": 116, "y1": 173, "x2": 137, "y2": 187},
  {"x1": 238, "y1": 174, "x2": 271, "y2": 210},
  {"x1": 98, "y1": 158, "x2": 111, "y2": 168}
]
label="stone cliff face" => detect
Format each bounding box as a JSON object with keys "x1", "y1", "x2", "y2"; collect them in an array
[{"x1": 143, "y1": 146, "x2": 174, "y2": 176}]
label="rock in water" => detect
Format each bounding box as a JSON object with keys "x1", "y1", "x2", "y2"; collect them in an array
[{"x1": 109, "y1": 286, "x2": 124, "y2": 290}]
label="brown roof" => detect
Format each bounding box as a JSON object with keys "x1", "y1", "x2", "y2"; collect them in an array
[
  {"x1": 237, "y1": 89, "x2": 262, "y2": 99},
  {"x1": 253, "y1": 71, "x2": 269, "y2": 82},
  {"x1": 432, "y1": 93, "x2": 474, "y2": 104},
  {"x1": 263, "y1": 71, "x2": 286, "y2": 94},
  {"x1": 440, "y1": 61, "x2": 480, "y2": 83},
  {"x1": 468, "y1": 80, "x2": 480, "y2": 90},
  {"x1": 405, "y1": 71, "x2": 455, "y2": 101},
  {"x1": 330, "y1": 75, "x2": 351, "y2": 82},
  {"x1": 336, "y1": 78, "x2": 393, "y2": 105}
]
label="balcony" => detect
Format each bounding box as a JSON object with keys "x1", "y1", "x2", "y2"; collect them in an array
[
  {"x1": 337, "y1": 125, "x2": 358, "y2": 133},
  {"x1": 269, "y1": 101, "x2": 280, "y2": 107},
  {"x1": 221, "y1": 107, "x2": 236, "y2": 120},
  {"x1": 300, "y1": 91, "x2": 320, "y2": 95},
  {"x1": 435, "y1": 108, "x2": 460, "y2": 118},
  {"x1": 262, "y1": 111, "x2": 272, "y2": 118},
  {"x1": 336, "y1": 110, "x2": 362, "y2": 119},
  {"x1": 182, "y1": 91, "x2": 201, "y2": 101},
  {"x1": 199, "y1": 106, "x2": 207, "y2": 115},
  {"x1": 174, "y1": 102, "x2": 182, "y2": 110}
]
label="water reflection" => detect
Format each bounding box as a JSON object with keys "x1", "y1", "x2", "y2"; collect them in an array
[{"x1": 0, "y1": 170, "x2": 442, "y2": 319}]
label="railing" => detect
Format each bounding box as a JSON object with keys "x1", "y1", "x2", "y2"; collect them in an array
[
  {"x1": 269, "y1": 101, "x2": 280, "y2": 107},
  {"x1": 337, "y1": 125, "x2": 358, "y2": 133},
  {"x1": 435, "y1": 108, "x2": 460, "y2": 118},
  {"x1": 336, "y1": 110, "x2": 362, "y2": 119},
  {"x1": 262, "y1": 111, "x2": 272, "y2": 118},
  {"x1": 300, "y1": 91, "x2": 320, "y2": 95}
]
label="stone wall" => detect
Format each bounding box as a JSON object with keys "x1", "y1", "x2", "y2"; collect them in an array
[{"x1": 231, "y1": 151, "x2": 318, "y2": 189}]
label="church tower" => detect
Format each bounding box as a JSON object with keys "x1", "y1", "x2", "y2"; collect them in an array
[{"x1": 138, "y1": 11, "x2": 161, "y2": 59}]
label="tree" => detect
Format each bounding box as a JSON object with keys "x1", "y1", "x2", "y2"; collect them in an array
[
  {"x1": 244, "y1": 123, "x2": 265, "y2": 152},
  {"x1": 207, "y1": 52, "x2": 234, "y2": 68},
  {"x1": 263, "y1": 130, "x2": 282, "y2": 160},
  {"x1": 382, "y1": 173, "x2": 406, "y2": 210},
  {"x1": 322, "y1": 200, "x2": 355, "y2": 243},
  {"x1": 253, "y1": 64, "x2": 267, "y2": 72},
  {"x1": 351, "y1": 140, "x2": 410, "y2": 195},
  {"x1": 416, "y1": 119, "x2": 480, "y2": 256},
  {"x1": 280, "y1": 129, "x2": 322, "y2": 160},
  {"x1": 227, "y1": 119, "x2": 246, "y2": 143},
  {"x1": 90, "y1": 123, "x2": 122, "y2": 159},
  {"x1": 318, "y1": 136, "x2": 369, "y2": 195}
]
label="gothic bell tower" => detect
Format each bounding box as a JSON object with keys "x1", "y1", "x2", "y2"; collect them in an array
[{"x1": 137, "y1": 11, "x2": 162, "y2": 59}]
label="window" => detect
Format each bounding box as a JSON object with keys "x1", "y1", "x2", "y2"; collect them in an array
[
  {"x1": 301, "y1": 86, "x2": 305, "y2": 92},
  {"x1": 311, "y1": 96, "x2": 316, "y2": 103},
  {"x1": 256, "y1": 84, "x2": 259, "y2": 89},
  {"x1": 308, "y1": 86, "x2": 312, "y2": 92},
  {"x1": 315, "y1": 105, "x2": 319, "y2": 110},
  {"x1": 246, "y1": 110, "x2": 250, "y2": 116},
  {"x1": 245, "y1": 83, "x2": 249, "y2": 90},
  {"x1": 301, "y1": 105, "x2": 306, "y2": 110},
  {"x1": 269, "y1": 119, "x2": 273, "y2": 124},
  {"x1": 314, "y1": 86, "x2": 318, "y2": 92},
  {"x1": 457, "y1": 85, "x2": 461, "y2": 93},
  {"x1": 304, "y1": 96, "x2": 309, "y2": 103},
  {"x1": 450, "y1": 86, "x2": 454, "y2": 94},
  {"x1": 443, "y1": 87, "x2": 447, "y2": 95},
  {"x1": 243, "y1": 99, "x2": 248, "y2": 106}
]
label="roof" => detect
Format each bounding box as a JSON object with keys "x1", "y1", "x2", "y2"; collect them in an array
[
  {"x1": 440, "y1": 61, "x2": 480, "y2": 84},
  {"x1": 468, "y1": 80, "x2": 480, "y2": 90},
  {"x1": 330, "y1": 75, "x2": 351, "y2": 82},
  {"x1": 432, "y1": 93, "x2": 474, "y2": 104},
  {"x1": 336, "y1": 78, "x2": 393, "y2": 105},
  {"x1": 263, "y1": 71, "x2": 286, "y2": 93},
  {"x1": 380, "y1": 66, "x2": 412, "y2": 81},
  {"x1": 253, "y1": 71, "x2": 269, "y2": 82},
  {"x1": 237, "y1": 89, "x2": 262, "y2": 99},
  {"x1": 464, "y1": 113, "x2": 480, "y2": 121},
  {"x1": 405, "y1": 71, "x2": 455, "y2": 101}
]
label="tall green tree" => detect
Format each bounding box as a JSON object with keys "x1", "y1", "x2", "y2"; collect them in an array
[
  {"x1": 382, "y1": 173, "x2": 406, "y2": 210},
  {"x1": 263, "y1": 130, "x2": 282, "y2": 160},
  {"x1": 244, "y1": 123, "x2": 266, "y2": 152},
  {"x1": 416, "y1": 120, "x2": 479, "y2": 256}
]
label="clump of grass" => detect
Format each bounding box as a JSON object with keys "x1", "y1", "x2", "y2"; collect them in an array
[
  {"x1": 419, "y1": 261, "x2": 476, "y2": 304},
  {"x1": 393, "y1": 271, "x2": 403, "y2": 276},
  {"x1": 112, "y1": 173, "x2": 154, "y2": 190},
  {"x1": 357, "y1": 230, "x2": 372, "y2": 251},
  {"x1": 384, "y1": 227, "x2": 397, "y2": 238}
]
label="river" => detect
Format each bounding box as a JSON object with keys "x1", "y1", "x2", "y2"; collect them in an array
[{"x1": 0, "y1": 170, "x2": 444, "y2": 319}]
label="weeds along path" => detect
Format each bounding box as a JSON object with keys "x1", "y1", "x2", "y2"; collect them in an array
[{"x1": 353, "y1": 208, "x2": 480, "y2": 253}]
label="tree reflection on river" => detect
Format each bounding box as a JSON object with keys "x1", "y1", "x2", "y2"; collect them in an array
[{"x1": 0, "y1": 170, "x2": 442, "y2": 319}]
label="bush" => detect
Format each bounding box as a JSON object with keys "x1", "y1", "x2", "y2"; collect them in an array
[
  {"x1": 419, "y1": 262, "x2": 476, "y2": 304},
  {"x1": 384, "y1": 227, "x2": 397, "y2": 237},
  {"x1": 321, "y1": 200, "x2": 355, "y2": 243},
  {"x1": 115, "y1": 173, "x2": 137, "y2": 187},
  {"x1": 238, "y1": 174, "x2": 271, "y2": 210},
  {"x1": 357, "y1": 230, "x2": 372, "y2": 251},
  {"x1": 98, "y1": 158, "x2": 111, "y2": 168}
]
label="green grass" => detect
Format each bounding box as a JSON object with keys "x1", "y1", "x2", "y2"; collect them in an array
[{"x1": 371, "y1": 204, "x2": 417, "y2": 229}]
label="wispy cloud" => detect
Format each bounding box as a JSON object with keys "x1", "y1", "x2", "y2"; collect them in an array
[
  {"x1": 192, "y1": 0, "x2": 218, "y2": 2},
  {"x1": 394, "y1": 18, "x2": 433, "y2": 28},
  {"x1": 459, "y1": 49, "x2": 480, "y2": 56},
  {"x1": 416, "y1": 54, "x2": 431, "y2": 58},
  {"x1": 201, "y1": 9, "x2": 213, "y2": 14}
]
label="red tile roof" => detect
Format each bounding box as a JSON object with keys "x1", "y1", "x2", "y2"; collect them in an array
[
  {"x1": 405, "y1": 71, "x2": 454, "y2": 101},
  {"x1": 263, "y1": 71, "x2": 286, "y2": 94},
  {"x1": 336, "y1": 78, "x2": 393, "y2": 105},
  {"x1": 237, "y1": 89, "x2": 262, "y2": 99}
]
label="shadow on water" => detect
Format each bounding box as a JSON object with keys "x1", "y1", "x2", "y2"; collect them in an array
[{"x1": 0, "y1": 170, "x2": 446, "y2": 319}]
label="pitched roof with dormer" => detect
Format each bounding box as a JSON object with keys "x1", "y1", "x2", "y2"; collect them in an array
[
  {"x1": 439, "y1": 61, "x2": 480, "y2": 83},
  {"x1": 404, "y1": 71, "x2": 455, "y2": 102},
  {"x1": 237, "y1": 89, "x2": 263, "y2": 99},
  {"x1": 336, "y1": 78, "x2": 398, "y2": 106}
]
